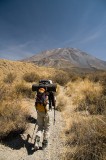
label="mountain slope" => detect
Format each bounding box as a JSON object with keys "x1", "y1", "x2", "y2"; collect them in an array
[
  {"x1": 0, "y1": 59, "x2": 66, "y2": 82},
  {"x1": 22, "y1": 48, "x2": 106, "y2": 70}
]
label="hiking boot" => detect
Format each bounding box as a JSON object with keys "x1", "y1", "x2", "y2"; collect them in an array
[
  {"x1": 34, "y1": 136, "x2": 40, "y2": 150},
  {"x1": 42, "y1": 139, "x2": 48, "y2": 150}
]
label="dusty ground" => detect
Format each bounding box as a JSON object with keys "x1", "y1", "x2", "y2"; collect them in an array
[{"x1": 0, "y1": 99, "x2": 65, "y2": 160}]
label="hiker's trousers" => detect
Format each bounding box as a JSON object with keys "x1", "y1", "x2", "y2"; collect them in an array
[{"x1": 36, "y1": 111, "x2": 50, "y2": 141}]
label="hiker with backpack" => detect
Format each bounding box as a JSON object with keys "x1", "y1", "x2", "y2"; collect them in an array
[
  {"x1": 32, "y1": 80, "x2": 57, "y2": 150},
  {"x1": 34, "y1": 87, "x2": 50, "y2": 150}
]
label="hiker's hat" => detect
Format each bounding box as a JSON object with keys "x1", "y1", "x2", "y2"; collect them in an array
[{"x1": 39, "y1": 88, "x2": 45, "y2": 93}]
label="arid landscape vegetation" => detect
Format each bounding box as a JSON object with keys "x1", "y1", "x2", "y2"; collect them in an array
[{"x1": 0, "y1": 58, "x2": 106, "y2": 160}]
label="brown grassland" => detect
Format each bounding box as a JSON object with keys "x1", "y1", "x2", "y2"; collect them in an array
[
  {"x1": 0, "y1": 59, "x2": 106, "y2": 160},
  {"x1": 0, "y1": 59, "x2": 69, "y2": 139},
  {"x1": 57, "y1": 74, "x2": 106, "y2": 160}
]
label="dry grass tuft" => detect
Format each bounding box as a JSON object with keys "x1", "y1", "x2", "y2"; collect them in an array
[
  {"x1": 53, "y1": 72, "x2": 70, "y2": 86},
  {"x1": 66, "y1": 79, "x2": 105, "y2": 115},
  {"x1": 0, "y1": 83, "x2": 18, "y2": 101},
  {"x1": 56, "y1": 86, "x2": 69, "y2": 111},
  {"x1": 23, "y1": 72, "x2": 40, "y2": 82},
  {"x1": 15, "y1": 82, "x2": 35, "y2": 98},
  {"x1": 3, "y1": 72, "x2": 16, "y2": 84},
  {"x1": 65, "y1": 114, "x2": 106, "y2": 160},
  {"x1": 0, "y1": 82, "x2": 30, "y2": 139},
  {"x1": 0, "y1": 100, "x2": 29, "y2": 139},
  {"x1": 56, "y1": 94, "x2": 67, "y2": 111},
  {"x1": 0, "y1": 83, "x2": 7, "y2": 101}
]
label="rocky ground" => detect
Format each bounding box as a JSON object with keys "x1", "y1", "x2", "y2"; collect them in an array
[{"x1": 0, "y1": 99, "x2": 65, "y2": 160}]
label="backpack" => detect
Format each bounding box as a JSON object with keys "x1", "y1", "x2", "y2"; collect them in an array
[{"x1": 35, "y1": 91, "x2": 48, "y2": 112}]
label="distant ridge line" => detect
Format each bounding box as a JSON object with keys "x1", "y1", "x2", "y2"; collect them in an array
[{"x1": 21, "y1": 48, "x2": 106, "y2": 71}]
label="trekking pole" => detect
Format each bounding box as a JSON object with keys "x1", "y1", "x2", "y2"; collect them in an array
[{"x1": 54, "y1": 104, "x2": 56, "y2": 125}]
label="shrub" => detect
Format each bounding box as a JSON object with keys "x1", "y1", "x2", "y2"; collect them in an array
[
  {"x1": 56, "y1": 85, "x2": 68, "y2": 111},
  {"x1": 23, "y1": 72, "x2": 39, "y2": 82},
  {"x1": 65, "y1": 115, "x2": 106, "y2": 160},
  {"x1": 0, "y1": 100, "x2": 29, "y2": 139},
  {"x1": 3, "y1": 73, "x2": 16, "y2": 84},
  {"x1": 56, "y1": 94, "x2": 66, "y2": 111},
  {"x1": 66, "y1": 79, "x2": 105, "y2": 115},
  {"x1": 77, "y1": 94, "x2": 106, "y2": 115},
  {"x1": 15, "y1": 83, "x2": 35, "y2": 98},
  {"x1": 69, "y1": 73, "x2": 81, "y2": 82},
  {"x1": 0, "y1": 83, "x2": 17, "y2": 102},
  {"x1": 86, "y1": 72, "x2": 106, "y2": 84},
  {"x1": 0, "y1": 84, "x2": 7, "y2": 101},
  {"x1": 53, "y1": 72, "x2": 70, "y2": 86}
]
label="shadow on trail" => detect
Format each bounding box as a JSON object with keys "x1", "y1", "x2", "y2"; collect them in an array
[
  {"x1": 27, "y1": 116, "x2": 37, "y2": 124},
  {"x1": 1, "y1": 117, "x2": 37, "y2": 155},
  {"x1": 2, "y1": 134, "x2": 35, "y2": 155}
]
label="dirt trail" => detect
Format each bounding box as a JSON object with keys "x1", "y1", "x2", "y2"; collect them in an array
[{"x1": 0, "y1": 97, "x2": 65, "y2": 160}]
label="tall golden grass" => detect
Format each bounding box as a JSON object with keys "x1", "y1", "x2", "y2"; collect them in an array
[
  {"x1": 15, "y1": 82, "x2": 35, "y2": 98},
  {"x1": 23, "y1": 72, "x2": 40, "y2": 82},
  {"x1": 0, "y1": 82, "x2": 29, "y2": 139},
  {"x1": 3, "y1": 72, "x2": 16, "y2": 84},
  {"x1": 62, "y1": 77, "x2": 106, "y2": 160},
  {"x1": 52, "y1": 72, "x2": 70, "y2": 85},
  {"x1": 63, "y1": 114, "x2": 106, "y2": 160},
  {"x1": 0, "y1": 100, "x2": 29, "y2": 139}
]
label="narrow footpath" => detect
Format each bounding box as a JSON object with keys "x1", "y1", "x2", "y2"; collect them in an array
[{"x1": 0, "y1": 99, "x2": 65, "y2": 160}]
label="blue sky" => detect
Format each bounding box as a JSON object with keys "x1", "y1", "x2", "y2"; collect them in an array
[{"x1": 0, "y1": 0, "x2": 106, "y2": 61}]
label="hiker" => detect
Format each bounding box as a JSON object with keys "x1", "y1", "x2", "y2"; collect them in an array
[
  {"x1": 47, "y1": 80, "x2": 56, "y2": 110},
  {"x1": 49, "y1": 91, "x2": 56, "y2": 110},
  {"x1": 34, "y1": 87, "x2": 50, "y2": 150}
]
